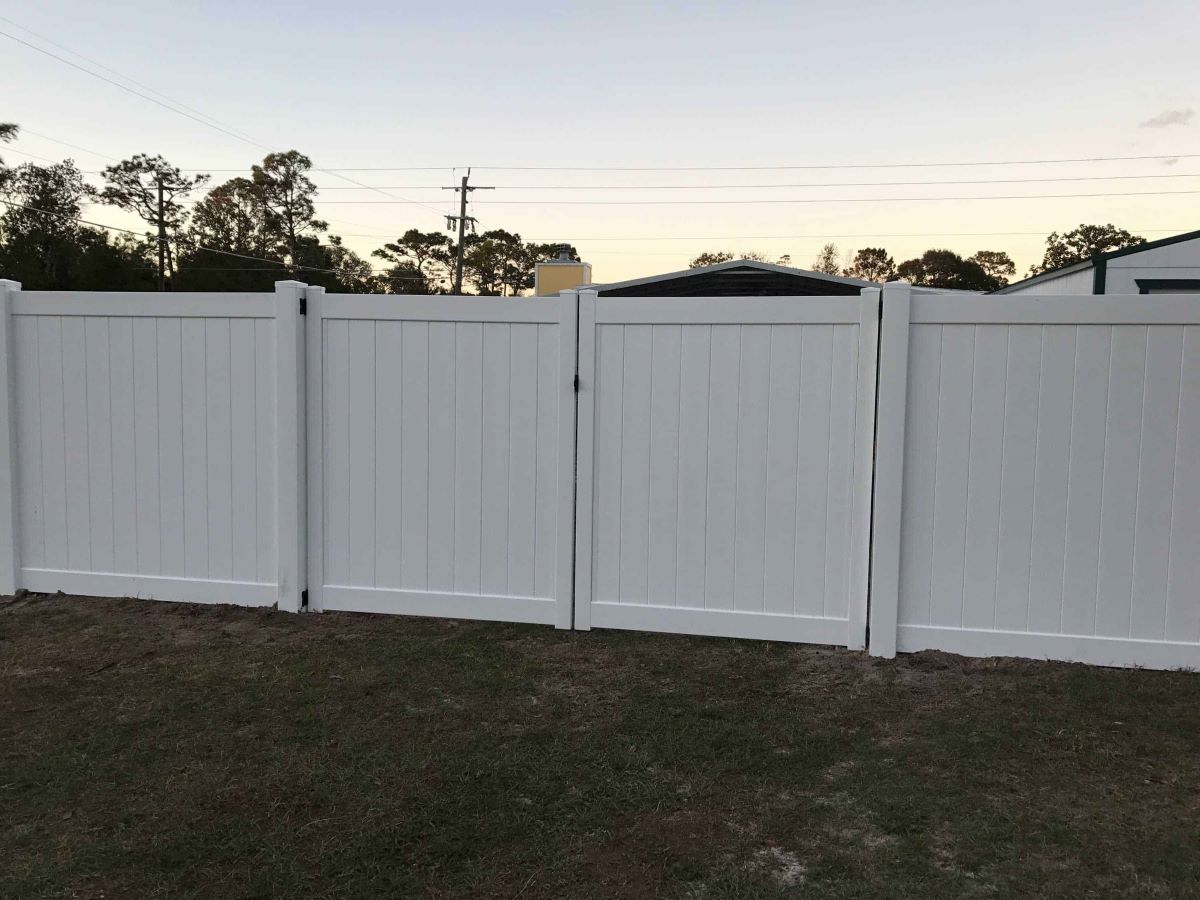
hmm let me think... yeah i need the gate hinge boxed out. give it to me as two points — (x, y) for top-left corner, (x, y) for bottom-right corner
(299, 295), (307, 316)
(300, 589), (309, 610)
(573, 374), (580, 393)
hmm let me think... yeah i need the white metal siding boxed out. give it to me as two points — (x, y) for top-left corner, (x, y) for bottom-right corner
(307, 293), (576, 626)
(886, 293), (1200, 668)
(11, 294), (279, 605)
(1106, 236), (1200, 294)
(1003, 266), (1094, 295)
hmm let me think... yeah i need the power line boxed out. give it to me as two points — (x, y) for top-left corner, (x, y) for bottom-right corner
(306, 172), (1200, 191)
(0, 14), (265, 144)
(1, 146), (63, 165)
(0, 26), (446, 217)
(468, 155), (1200, 171)
(15, 128), (120, 162)
(314, 188), (1200, 205)
(514, 228), (1190, 242)
(163, 153), (1193, 172)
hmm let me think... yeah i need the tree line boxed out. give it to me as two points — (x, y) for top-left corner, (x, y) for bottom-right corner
(691, 223), (1148, 291)
(0, 124), (576, 294)
(2, 124), (1151, 294)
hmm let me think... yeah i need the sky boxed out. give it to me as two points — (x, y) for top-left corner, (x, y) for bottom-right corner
(2, 0), (1199, 284)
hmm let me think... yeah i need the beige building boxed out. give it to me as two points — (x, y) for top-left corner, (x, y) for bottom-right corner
(534, 247), (592, 296)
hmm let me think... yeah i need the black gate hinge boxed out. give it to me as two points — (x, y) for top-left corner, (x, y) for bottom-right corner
(573, 374), (581, 393)
(300, 589), (309, 610)
(299, 295), (307, 315)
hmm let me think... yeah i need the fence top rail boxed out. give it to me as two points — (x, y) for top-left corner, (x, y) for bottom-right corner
(10, 291), (276, 318)
(910, 293), (1200, 325)
(590, 295), (865, 325)
(317, 293), (567, 324)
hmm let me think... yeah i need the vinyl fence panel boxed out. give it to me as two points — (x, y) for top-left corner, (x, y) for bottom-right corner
(574, 291), (878, 647)
(0, 282), (303, 607)
(871, 286), (1200, 669)
(305, 290), (577, 627)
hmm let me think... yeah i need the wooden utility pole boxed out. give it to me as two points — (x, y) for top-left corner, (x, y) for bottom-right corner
(443, 168), (493, 295)
(156, 175), (166, 292)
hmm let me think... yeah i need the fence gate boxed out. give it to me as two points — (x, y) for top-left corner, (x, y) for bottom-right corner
(572, 290), (879, 647)
(305, 290), (578, 626)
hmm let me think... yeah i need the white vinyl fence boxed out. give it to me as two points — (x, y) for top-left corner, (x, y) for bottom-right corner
(870, 284), (1200, 670)
(572, 291), (878, 647)
(0, 279), (306, 610)
(1, 276), (1198, 671)
(304, 290), (578, 627)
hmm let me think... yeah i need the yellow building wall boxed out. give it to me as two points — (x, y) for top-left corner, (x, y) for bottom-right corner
(534, 262), (592, 296)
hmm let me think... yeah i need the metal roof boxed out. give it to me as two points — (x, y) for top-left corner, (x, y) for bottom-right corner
(587, 258), (878, 293)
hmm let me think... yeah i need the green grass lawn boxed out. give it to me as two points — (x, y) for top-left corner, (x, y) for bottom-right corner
(2, 594), (1198, 899)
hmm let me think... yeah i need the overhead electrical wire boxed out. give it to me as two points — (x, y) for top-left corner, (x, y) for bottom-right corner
(0, 26), (446, 217)
(152, 153), (1193, 173)
(303, 172), (1200, 190)
(315, 188), (1200, 205)
(514, 228), (1190, 242)
(466, 155), (1200, 172)
(13, 127), (119, 162)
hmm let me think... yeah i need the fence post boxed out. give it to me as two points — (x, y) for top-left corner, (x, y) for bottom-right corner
(303, 285), (325, 613)
(0, 280), (19, 595)
(847, 287), (881, 650)
(572, 289), (597, 631)
(868, 281), (912, 658)
(556, 289), (579, 630)
(275, 281), (307, 613)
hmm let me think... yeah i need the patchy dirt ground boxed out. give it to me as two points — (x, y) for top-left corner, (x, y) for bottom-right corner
(2, 593), (1199, 899)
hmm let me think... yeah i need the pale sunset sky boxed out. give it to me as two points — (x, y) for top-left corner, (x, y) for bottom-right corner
(3, 0), (1198, 283)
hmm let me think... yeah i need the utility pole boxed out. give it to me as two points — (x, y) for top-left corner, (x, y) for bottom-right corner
(443, 168), (493, 295)
(156, 175), (166, 292)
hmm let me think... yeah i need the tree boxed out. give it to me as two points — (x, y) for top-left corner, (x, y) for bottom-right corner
(250, 150), (327, 272)
(462, 229), (525, 295)
(187, 177), (272, 257)
(100, 154), (208, 288)
(689, 250), (789, 268)
(73, 229), (158, 290)
(296, 234), (377, 294)
(176, 176), (285, 291)
(0, 123), (17, 189)
(1031, 224), (1145, 275)
(843, 247), (896, 282)
(690, 251), (737, 267)
(372, 229), (454, 294)
(0, 160), (92, 288)
(968, 250), (1016, 286)
(811, 243), (841, 275)
(896, 248), (1000, 291)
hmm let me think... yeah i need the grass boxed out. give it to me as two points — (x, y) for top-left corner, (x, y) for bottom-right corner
(2, 594), (1199, 899)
